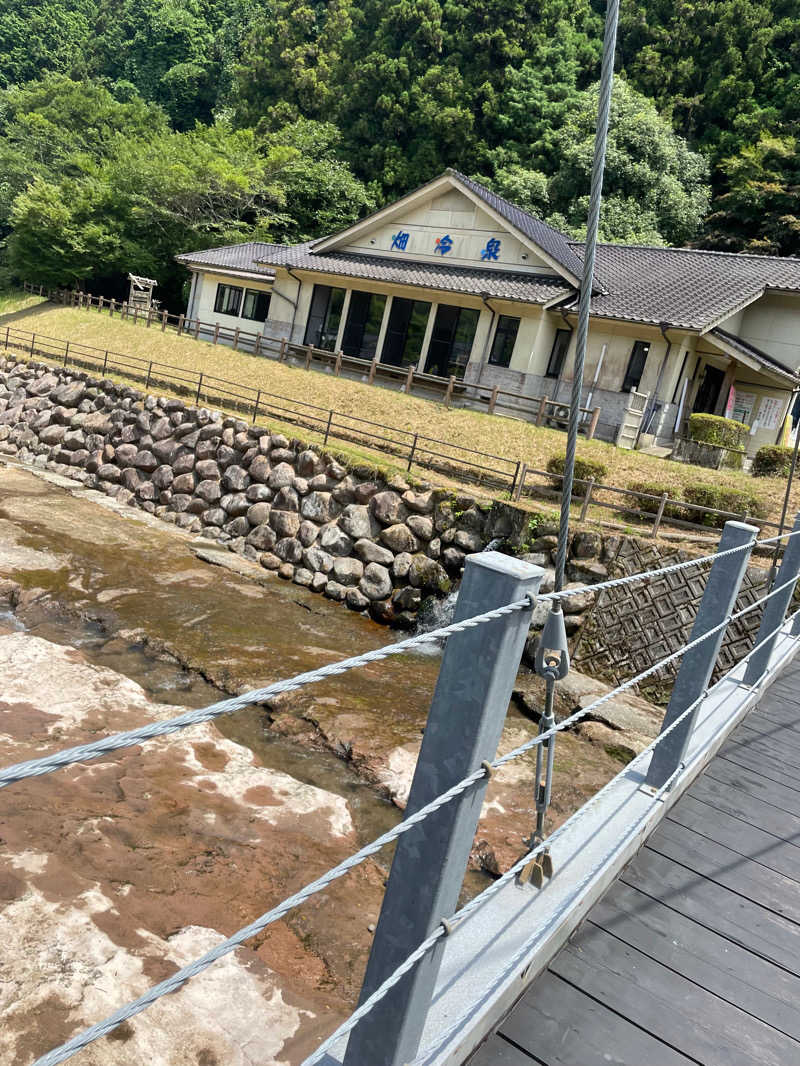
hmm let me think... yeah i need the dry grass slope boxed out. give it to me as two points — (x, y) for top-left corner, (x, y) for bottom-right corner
(3, 299), (795, 527)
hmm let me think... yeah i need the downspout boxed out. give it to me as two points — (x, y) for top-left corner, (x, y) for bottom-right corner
(555, 307), (574, 404)
(285, 268), (302, 339)
(639, 322), (672, 441)
(476, 292), (497, 384)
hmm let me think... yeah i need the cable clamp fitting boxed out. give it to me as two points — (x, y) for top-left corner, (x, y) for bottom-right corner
(481, 760), (494, 779)
(440, 917), (456, 937)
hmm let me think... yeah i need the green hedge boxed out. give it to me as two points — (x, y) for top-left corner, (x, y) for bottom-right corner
(683, 482), (767, 527)
(688, 413), (749, 450)
(546, 454), (608, 495)
(753, 444), (794, 478)
(628, 481), (684, 518)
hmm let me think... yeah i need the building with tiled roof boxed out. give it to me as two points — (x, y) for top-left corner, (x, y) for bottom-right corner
(176, 170), (800, 452)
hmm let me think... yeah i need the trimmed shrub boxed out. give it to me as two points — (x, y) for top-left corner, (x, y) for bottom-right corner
(753, 444), (794, 478)
(546, 454), (608, 495)
(683, 482), (767, 527)
(688, 413), (749, 450)
(628, 481), (684, 519)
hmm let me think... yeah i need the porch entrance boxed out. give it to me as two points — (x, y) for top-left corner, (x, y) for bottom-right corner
(693, 365), (725, 414)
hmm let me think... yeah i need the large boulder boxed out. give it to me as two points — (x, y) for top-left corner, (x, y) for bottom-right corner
(269, 509), (301, 539)
(301, 491), (339, 524)
(249, 455), (271, 483)
(246, 523), (277, 551)
(370, 491), (405, 526)
(268, 462), (295, 489)
(272, 486), (300, 512)
(332, 557), (364, 587)
(408, 554), (450, 592)
(353, 539), (394, 566)
(339, 504), (376, 540)
(380, 524), (419, 554)
(303, 546), (334, 574)
(319, 524), (352, 557)
(360, 563), (392, 600)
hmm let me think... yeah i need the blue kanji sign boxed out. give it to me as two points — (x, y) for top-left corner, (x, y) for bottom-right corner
(481, 237), (501, 261)
(434, 234), (454, 255)
(391, 231), (410, 251)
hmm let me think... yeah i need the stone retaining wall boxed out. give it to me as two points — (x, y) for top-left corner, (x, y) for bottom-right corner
(0, 358), (604, 640)
(2, 356), (767, 688)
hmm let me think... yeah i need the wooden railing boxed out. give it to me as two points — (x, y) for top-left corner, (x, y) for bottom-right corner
(22, 283), (601, 437)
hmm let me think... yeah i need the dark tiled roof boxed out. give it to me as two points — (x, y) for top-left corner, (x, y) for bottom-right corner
(565, 243), (800, 330)
(710, 327), (800, 383)
(252, 242), (572, 304)
(176, 242), (275, 277)
(447, 169), (588, 283)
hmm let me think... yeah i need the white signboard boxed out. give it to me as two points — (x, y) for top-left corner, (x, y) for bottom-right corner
(757, 395), (783, 431)
(731, 391), (756, 425)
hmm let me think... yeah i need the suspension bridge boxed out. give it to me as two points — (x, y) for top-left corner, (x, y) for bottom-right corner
(4, 513), (800, 1066)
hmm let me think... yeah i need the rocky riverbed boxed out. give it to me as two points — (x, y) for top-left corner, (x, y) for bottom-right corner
(0, 460), (657, 1063)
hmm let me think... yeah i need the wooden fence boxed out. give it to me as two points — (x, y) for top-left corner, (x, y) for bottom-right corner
(511, 462), (780, 535)
(22, 282), (602, 436)
(13, 284), (780, 539)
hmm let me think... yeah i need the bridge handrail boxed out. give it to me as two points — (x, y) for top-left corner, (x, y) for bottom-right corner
(14, 523), (800, 1066)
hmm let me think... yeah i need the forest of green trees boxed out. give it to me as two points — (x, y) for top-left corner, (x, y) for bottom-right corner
(2, 0), (798, 308)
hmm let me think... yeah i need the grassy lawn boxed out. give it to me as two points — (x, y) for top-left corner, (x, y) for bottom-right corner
(0, 290), (49, 316)
(2, 297), (795, 530)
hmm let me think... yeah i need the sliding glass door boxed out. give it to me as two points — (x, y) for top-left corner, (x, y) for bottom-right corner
(341, 290), (387, 359)
(424, 304), (480, 378)
(381, 298), (432, 367)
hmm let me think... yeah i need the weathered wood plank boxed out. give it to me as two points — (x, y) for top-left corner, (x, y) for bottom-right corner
(666, 796), (800, 881)
(648, 818), (800, 921)
(590, 879), (800, 1040)
(721, 732), (800, 776)
(468, 1035), (538, 1065)
(621, 848), (800, 975)
(498, 971), (694, 1066)
(551, 924), (800, 1066)
(687, 773), (800, 840)
(716, 745), (800, 795)
(701, 757), (800, 817)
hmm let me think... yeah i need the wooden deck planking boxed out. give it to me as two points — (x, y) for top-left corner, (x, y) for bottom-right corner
(468, 656), (800, 1065)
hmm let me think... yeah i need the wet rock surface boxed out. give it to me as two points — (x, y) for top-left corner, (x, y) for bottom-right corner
(0, 458), (661, 1059)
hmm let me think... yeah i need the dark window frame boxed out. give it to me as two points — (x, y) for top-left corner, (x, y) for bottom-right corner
(488, 315), (520, 368)
(241, 288), (271, 322)
(214, 283), (243, 317)
(546, 328), (571, 379)
(622, 340), (651, 393)
(303, 284), (346, 350)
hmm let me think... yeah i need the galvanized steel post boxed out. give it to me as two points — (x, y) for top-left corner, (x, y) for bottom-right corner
(645, 520), (757, 789)
(343, 553), (542, 1066)
(744, 512), (800, 685)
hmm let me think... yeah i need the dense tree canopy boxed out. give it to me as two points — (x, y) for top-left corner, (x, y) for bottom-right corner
(0, 0), (798, 302)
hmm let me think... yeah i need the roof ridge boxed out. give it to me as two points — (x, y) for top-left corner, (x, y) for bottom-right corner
(569, 240), (800, 265)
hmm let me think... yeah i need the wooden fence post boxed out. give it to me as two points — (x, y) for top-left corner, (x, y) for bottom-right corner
(335, 350), (343, 376)
(651, 493), (668, 537)
(233, 327), (240, 350)
(536, 395), (548, 426)
(121, 301), (128, 319)
(146, 308), (153, 328)
(579, 477), (595, 522)
(98, 296), (104, 312)
(444, 375), (455, 408)
(488, 385), (499, 415)
(213, 323), (220, 345)
(161, 311), (168, 331)
(587, 406), (601, 440)
(133, 306), (139, 326)
(255, 333), (262, 356)
(193, 318), (200, 339)
(279, 337), (287, 362)
(109, 299), (115, 318)
(404, 365), (414, 394)
(368, 356), (378, 384)
(407, 433), (419, 472)
(513, 462), (528, 502)
(177, 314), (184, 336)
(305, 345), (313, 369)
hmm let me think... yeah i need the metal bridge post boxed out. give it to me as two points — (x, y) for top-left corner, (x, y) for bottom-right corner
(343, 553), (542, 1066)
(744, 512), (800, 685)
(645, 520), (757, 790)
